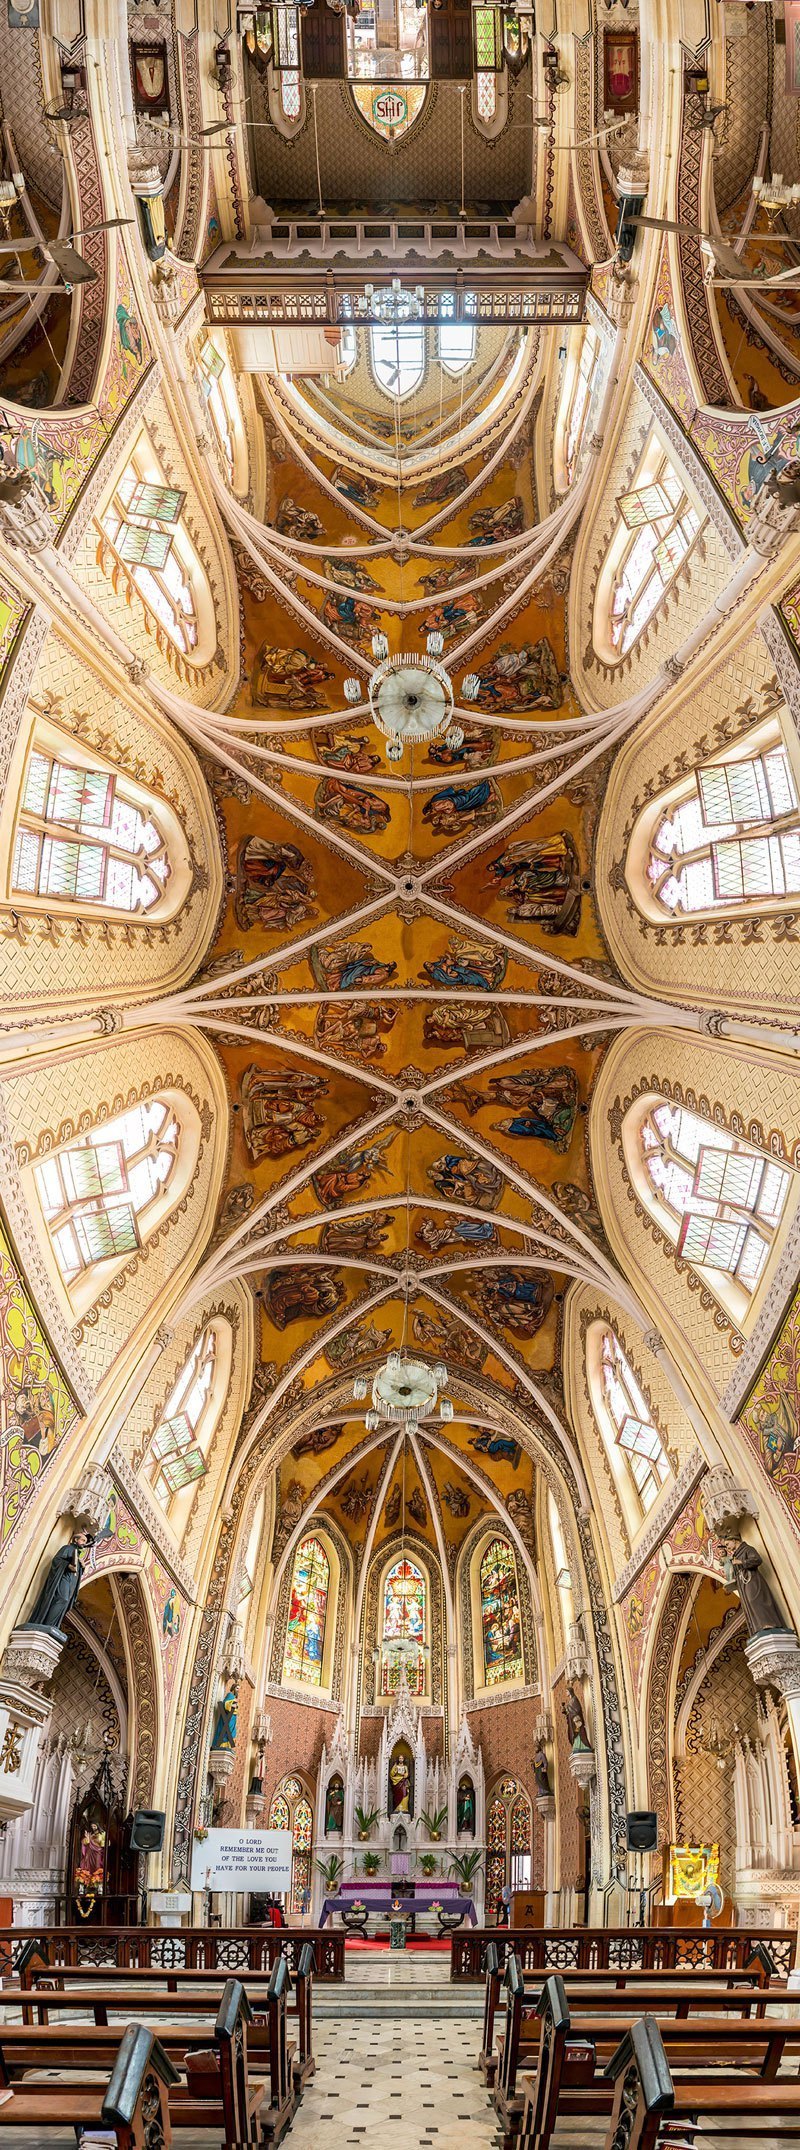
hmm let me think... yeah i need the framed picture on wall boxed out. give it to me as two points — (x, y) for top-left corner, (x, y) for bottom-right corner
(603, 29), (639, 114)
(132, 41), (169, 115)
(7, 0), (40, 24)
(786, 0), (800, 93)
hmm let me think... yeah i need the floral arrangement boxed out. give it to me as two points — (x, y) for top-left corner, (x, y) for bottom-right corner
(193, 1825), (209, 1843)
(430, 1900), (442, 1912)
(352, 1899), (365, 1912)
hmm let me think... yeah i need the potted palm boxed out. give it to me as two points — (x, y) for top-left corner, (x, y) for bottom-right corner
(449, 1850), (483, 1897)
(419, 1852), (438, 1877)
(316, 1853), (344, 1892)
(362, 1850), (381, 1877)
(354, 1804), (381, 1842)
(419, 1805), (448, 1843)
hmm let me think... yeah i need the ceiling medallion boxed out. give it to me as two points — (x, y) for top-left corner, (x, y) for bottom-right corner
(345, 631), (481, 762)
(353, 1351), (453, 1431)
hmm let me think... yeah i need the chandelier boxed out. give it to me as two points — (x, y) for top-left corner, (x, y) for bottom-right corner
(751, 173), (800, 219)
(364, 277), (424, 324)
(354, 1351), (453, 1432)
(345, 631), (482, 763)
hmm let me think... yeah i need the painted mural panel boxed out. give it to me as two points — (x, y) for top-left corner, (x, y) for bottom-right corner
(0, 1216), (78, 1549)
(738, 1279), (800, 1543)
(88, 1488), (187, 1708)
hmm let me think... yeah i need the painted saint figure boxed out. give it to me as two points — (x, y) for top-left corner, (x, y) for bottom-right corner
(211, 1685), (238, 1751)
(235, 839), (317, 933)
(486, 833), (581, 935)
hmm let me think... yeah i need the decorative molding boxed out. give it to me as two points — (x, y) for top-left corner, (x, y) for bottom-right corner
(634, 363), (743, 561)
(759, 606), (800, 746)
(701, 1466), (759, 1537)
(745, 1627), (800, 1702)
(465, 1681), (541, 1714)
(612, 1449), (707, 1600)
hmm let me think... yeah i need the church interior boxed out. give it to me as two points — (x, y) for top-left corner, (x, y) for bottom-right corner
(4, 0), (800, 2143)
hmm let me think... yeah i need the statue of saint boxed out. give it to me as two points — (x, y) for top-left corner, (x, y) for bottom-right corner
(389, 1752), (412, 1815)
(211, 1686), (238, 1751)
(564, 1682), (592, 1753)
(75, 1820), (106, 1898)
(533, 1745), (552, 1798)
(325, 1777), (345, 1834)
(722, 1538), (787, 1638)
(23, 1534), (92, 1636)
(457, 1776), (475, 1835)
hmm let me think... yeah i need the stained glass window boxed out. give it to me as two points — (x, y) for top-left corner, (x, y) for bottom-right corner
(283, 1536), (330, 1688)
(610, 450), (702, 656)
(34, 1097), (180, 1286)
(510, 1792), (532, 1889)
(645, 740), (800, 916)
(637, 1097), (792, 1302)
(268, 1780), (314, 1913)
(149, 1325), (222, 1510)
(381, 1558), (426, 1696)
(480, 1539), (523, 1688)
(371, 324), (425, 400)
(486, 1795), (507, 1914)
(564, 328), (600, 485)
(597, 1329), (670, 1514)
(269, 1792), (290, 1831)
(13, 745), (172, 915)
(439, 323), (476, 375)
(197, 338), (236, 482)
(101, 441), (199, 656)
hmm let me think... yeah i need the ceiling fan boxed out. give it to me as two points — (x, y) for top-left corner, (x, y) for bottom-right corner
(0, 216), (133, 289)
(556, 117), (633, 152)
(627, 212), (800, 285)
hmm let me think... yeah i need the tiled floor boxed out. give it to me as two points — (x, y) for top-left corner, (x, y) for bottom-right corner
(288, 2010), (498, 2149)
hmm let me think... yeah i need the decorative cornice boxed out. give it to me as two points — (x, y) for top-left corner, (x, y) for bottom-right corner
(465, 1680), (541, 1713)
(634, 363), (743, 562)
(612, 1447), (707, 1601)
(109, 1450), (195, 1597)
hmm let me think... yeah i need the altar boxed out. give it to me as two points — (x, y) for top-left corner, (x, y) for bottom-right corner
(320, 1885), (477, 1928)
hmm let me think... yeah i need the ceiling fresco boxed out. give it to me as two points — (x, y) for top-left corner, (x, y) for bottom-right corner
(200, 333), (619, 1528)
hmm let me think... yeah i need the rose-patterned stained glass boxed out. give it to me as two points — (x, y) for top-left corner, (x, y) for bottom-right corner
(381, 1558), (426, 1696)
(480, 1540), (523, 1687)
(268, 1792), (290, 1831)
(0, 1217), (78, 1547)
(486, 1795), (506, 1914)
(291, 1795), (313, 1914)
(283, 1536), (329, 1688)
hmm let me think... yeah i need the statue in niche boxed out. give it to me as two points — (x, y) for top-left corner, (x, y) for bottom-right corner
(389, 1741), (414, 1817)
(74, 1819), (107, 1899)
(211, 1686), (238, 1751)
(23, 1534), (92, 1636)
(563, 1681), (592, 1753)
(457, 1776), (475, 1836)
(325, 1775), (345, 1835)
(721, 1537), (787, 1637)
(533, 1745), (552, 1799)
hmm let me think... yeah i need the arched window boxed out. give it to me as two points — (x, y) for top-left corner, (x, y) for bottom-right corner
(636, 1095), (793, 1304)
(563, 326), (600, 486)
(196, 337), (240, 486)
(100, 437), (199, 656)
(480, 1538), (523, 1688)
(370, 324), (425, 400)
(12, 742), (171, 916)
(597, 1328), (670, 1513)
(381, 1557), (426, 1696)
(283, 1535), (330, 1689)
(268, 1776), (313, 1913)
(476, 71), (497, 122)
(486, 1776), (532, 1911)
(148, 1322), (231, 1512)
(33, 1096), (180, 1285)
(608, 445), (702, 657)
(438, 323), (476, 377)
(644, 736), (800, 916)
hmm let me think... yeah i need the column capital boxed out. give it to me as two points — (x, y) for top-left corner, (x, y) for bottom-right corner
(745, 1628), (800, 1701)
(702, 1466), (759, 1536)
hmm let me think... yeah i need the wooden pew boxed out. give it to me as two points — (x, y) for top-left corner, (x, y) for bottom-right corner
(0, 1976), (279, 2146)
(604, 2012), (800, 2150)
(516, 1974), (800, 2150)
(0, 2019), (178, 2144)
(15, 1937), (317, 2095)
(479, 1943), (778, 2090)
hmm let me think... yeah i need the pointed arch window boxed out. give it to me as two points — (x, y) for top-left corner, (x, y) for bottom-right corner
(100, 439), (199, 656)
(34, 1097), (180, 1285)
(645, 738), (800, 915)
(480, 1538), (523, 1688)
(598, 1328), (670, 1513)
(283, 1535), (330, 1689)
(197, 338), (237, 485)
(608, 446), (702, 657)
(638, 1097), (793, 1300)
(148, 1322), (231, 1510)
(371, 324), (425, 400)
(439, 323), (476, 377)
(486, 1776), (532, 1910)
(564, 326), (600, 485)
(381, 1557), (426, 1696)
(12, 744), (171, 915)
(268, 1776), (313, 1913)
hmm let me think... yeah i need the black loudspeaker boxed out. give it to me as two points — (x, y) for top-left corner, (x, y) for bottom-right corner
(129, 1809), (166, 1854)
(626, 1810), (658, 1852)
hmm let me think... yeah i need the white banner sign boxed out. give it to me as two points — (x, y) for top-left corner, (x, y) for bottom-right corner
(190, 1828), (293, 1891)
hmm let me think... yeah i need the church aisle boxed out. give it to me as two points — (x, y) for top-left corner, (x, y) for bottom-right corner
(287, 2009), (498, 2148)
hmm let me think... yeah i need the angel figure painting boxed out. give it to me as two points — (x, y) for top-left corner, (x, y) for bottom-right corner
(312, 939), (397, 993)
(427, 1152), (503, 1209)
(474, 639), (563, 711)
(487, 1067), (579, 1152)
(240, 1069), (328, 1162)
(315, 779), (391, 836)
(264, 1267), (347, 1330)
(312, 1132), (394, 1209)
(315, 729), (382, 775)
(315, 1000), (397, 1061)
(423, 1004), (510, 1054)
(486, 833), (581, 934)
(251, 643), (333, 709)
(469, 1269), (554, 1339)
(422, 935), (506, 992)
(422, 780), (501, 839)
(235, 839), (317, 933)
